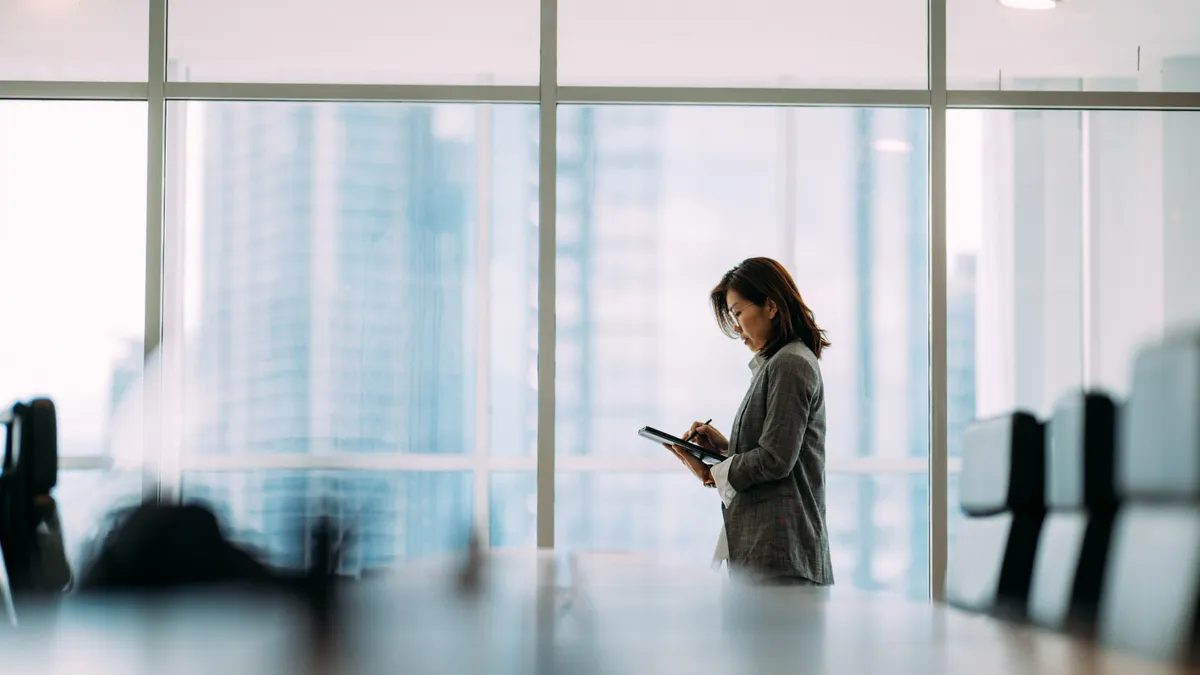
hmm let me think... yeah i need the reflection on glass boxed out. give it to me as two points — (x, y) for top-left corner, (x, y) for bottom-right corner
(949, 0), (1200, 92)
(182, 471), (472, 573)
(555, 106), (930, 597)
(0, 102), (146, 457)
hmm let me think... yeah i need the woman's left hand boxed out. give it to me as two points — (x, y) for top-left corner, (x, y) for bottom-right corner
(663, 443), (712, 485)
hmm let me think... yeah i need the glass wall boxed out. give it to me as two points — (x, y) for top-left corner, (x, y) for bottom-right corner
(946, 108), (1200, 539)
(948, 0), (1200, 92)
(553, 106), (930, 596)
(164, 102), (539, 570)
(0, 101), (148, 565)
(3, 0), (1197, 599)
(558, 0), (927, 88)
(167, 0), (539, 85)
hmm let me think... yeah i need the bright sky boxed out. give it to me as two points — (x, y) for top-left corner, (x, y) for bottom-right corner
(0, 101), (984, 453)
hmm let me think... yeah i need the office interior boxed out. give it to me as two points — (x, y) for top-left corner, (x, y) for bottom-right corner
(2, 0), (1200, 672)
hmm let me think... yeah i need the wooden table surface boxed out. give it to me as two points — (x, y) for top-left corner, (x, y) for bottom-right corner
(0, 552), (1193, 675)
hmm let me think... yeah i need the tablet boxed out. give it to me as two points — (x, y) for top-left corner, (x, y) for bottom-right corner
(638, 426), (726, 465)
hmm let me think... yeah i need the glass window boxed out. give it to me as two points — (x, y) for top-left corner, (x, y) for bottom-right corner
(556, 472), (721, 561)
(490, 472), (536, 549)
(181, 471), (472, 572)
(0, 102), (147, 459)
(828, 474), (929, 598)
(0, 0), (147, 81)
(947, 109), (1200, 414)
(949, 0), (1200, 92)
(559, 0), (927, 89)
(555, 105), (930, 598)
(167, 0), (538, 85)
(55, 470), (144, 569)
(165, 102), (538, 460)
(946, 109), (1083, 424)
(946, 108), (1200, 542)
(164, 101), (536, 564)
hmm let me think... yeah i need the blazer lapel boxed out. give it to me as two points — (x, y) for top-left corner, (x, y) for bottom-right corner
(730, 355), (767, 454)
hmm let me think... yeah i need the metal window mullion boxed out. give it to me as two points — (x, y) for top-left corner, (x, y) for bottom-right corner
(143, 0), (169, 501)
(3, 83), (1200, 110)
(164, 453), (964, 474)
(778, 109), (797, 269)
(163, 82), (539, 103)
(535, 0), (557, 550)
(928, 0), (949, 603)
(473, 103), (494, 548)
(948, 90), (1200, 110)
(1080, 111), (1093, 388)
(558, 86), (930, 107)
(0, 81), (148, 100)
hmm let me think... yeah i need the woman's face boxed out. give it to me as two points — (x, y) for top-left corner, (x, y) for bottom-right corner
(726, 289), (776, 353)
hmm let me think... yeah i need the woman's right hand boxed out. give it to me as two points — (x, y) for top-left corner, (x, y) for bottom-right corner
(684, 421), (729, 455)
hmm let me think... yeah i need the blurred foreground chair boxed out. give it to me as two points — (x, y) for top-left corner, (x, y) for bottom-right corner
(1027, 390), (1119, 634)
(0, 398), (72, 621)
(947, 411), (1045, 618)
(1099, 330), (1200, 663)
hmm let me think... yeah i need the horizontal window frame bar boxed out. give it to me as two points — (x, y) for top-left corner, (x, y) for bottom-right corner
(4, 82), (1200, 110)
(556, 87), (932, 107)
(56, 453), (959, 474)
(948, 90), (1200, 110)
(0, 81), (148, 100)
(59, 455), (117, 470)
(163, 82), (542, 103)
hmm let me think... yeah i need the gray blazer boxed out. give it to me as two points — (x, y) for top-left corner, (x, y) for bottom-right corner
(721, 339), (833, 584)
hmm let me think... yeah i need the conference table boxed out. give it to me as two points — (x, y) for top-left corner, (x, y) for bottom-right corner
(1, 551), (1193, 675)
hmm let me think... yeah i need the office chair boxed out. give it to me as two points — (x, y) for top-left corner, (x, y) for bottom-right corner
(0, 398), (72, 616)
(1027, 390), (1118, 634)
(946, 411), (1046, 617)
(1099, 331), (1200, 663)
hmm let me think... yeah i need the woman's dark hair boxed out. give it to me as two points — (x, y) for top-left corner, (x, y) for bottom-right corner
(710, 257), (831, 359)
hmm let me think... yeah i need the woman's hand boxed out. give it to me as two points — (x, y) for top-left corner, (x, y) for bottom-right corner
(663, 443), (713, 485)
(683, 421), (729, 455)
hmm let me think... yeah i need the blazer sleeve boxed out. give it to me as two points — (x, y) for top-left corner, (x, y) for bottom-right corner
(725, 352), (814, 491)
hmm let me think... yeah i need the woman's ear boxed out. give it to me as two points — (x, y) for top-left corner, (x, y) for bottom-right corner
(765, 298), (778, 320)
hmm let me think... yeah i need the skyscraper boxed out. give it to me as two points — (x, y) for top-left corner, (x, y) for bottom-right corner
(186, 103), (488, 571)
(183, 102), (936, 595)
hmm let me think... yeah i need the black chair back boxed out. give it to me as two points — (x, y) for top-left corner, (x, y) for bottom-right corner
(947, 412), (1046, 616)
(1028, 391), (1118, 633)
(0, 398), (70, 614)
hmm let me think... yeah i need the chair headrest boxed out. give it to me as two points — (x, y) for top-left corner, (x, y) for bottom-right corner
(4, 399), (58, 494)
(1047, 391), (1118, 509)
(960, 412), (1045, 516)
(1119, 332), (1200, 500)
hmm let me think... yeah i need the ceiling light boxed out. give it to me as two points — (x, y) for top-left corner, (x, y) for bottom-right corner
(873, 139), (913, 154)
(999, 0), (1059, 9)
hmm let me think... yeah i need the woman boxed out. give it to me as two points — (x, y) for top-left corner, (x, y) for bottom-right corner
(666, 257), (832, 586)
